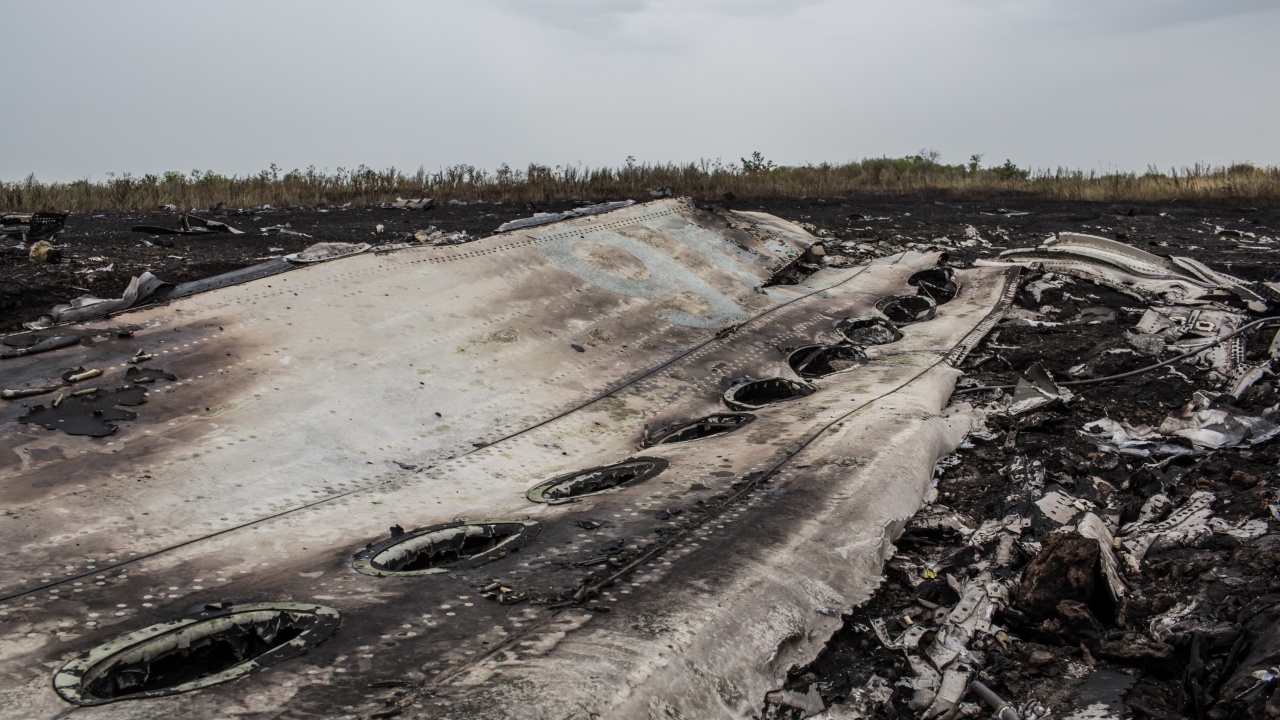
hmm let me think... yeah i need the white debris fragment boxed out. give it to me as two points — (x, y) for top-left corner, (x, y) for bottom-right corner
(991, 233), (1267, 309)
(1036, 491), (1095, 524)
(1077, 512), (1128, 603)
(1009, 362), (1073, 415)
(1157, 392), (1280, 449)
(283, 242), (372, 264)
(497, 200), (636, 232)
(1118, 491), (1216, 572)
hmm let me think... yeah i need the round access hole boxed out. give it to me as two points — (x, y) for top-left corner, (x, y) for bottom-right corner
(836, 316), (903, 346)
(907, 268), (959, 304)
(723, 377), (816, 411)
(54, 603), (340, 706)
(875, 294), (937, 324)
(788, 344), (868, 379)
(526, 457), (669, 503)
(352, 520), (541, 576)
(645, 413), (756, 447)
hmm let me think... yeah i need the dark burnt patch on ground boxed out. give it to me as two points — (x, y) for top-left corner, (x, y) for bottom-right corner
(1, 201), (586, 331)
(5, 197), (1278, 332)
(756, 198), (1280, 718)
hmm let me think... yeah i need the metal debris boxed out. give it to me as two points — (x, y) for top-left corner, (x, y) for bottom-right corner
(283, 242), (372, 264)
(132, 213), (243, 235)
(1, 211), (67, 242)
(496, 200), (636, 232)
(0, 334), (79, 359)
(1009, 362), (1073, 415)
(989, 232), (1267, 309)
(25, 272), (171, 329)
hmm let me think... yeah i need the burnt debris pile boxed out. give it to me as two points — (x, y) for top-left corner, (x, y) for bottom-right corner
(765, 221), (1280, 719)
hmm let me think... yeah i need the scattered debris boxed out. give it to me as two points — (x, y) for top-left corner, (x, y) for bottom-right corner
(261, 224), (312, 237)
(2, 211), (67, 242)
(988, 232), (1267, 310)
(386, 197), (434, 211)
(767, 223), (1280, 719)
(410, 227), (471, 245)
(132, 214), (243, 235)
(1156, 391), (1279, 449)
(18, 385), (149, 436)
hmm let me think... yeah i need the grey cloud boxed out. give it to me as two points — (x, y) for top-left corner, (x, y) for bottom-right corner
(491, 0), (648, 32)
(1030, 0), (1278, 34)
(0, 0), (1276, 180)
(492, 0), (829, 34)
(652, 0), (831, 18)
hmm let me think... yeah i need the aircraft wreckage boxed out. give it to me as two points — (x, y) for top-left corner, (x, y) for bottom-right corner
(0, 198), (1024, 719)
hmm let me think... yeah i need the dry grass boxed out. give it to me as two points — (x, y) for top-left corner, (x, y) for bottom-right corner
(3, 157), (1278, 212)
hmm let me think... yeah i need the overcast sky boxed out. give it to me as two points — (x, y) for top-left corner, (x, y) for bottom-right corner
(4, 0), (1277, 181)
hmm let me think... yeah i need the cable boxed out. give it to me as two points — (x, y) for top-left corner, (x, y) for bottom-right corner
(953, 316), (1280, 395)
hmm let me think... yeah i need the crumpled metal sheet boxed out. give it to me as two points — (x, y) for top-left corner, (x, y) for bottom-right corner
(1081, 391), (1280, 453)
(282, 241), (371, 264)
(1009, 362), (1073, 415)
(0, 198), (1017, 719)
(496, 200), (637, 232)
(25, 271), (171, 329)
(985, 232), (1266, 308)
(1076, 513), (1129, 605)
(1158, 391), (1280, 449)
(1119, 491), (1217, 572)
(1134, 305), (1247, 377)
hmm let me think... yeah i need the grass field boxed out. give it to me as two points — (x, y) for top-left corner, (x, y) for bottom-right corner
(3, 154), (1277, 212)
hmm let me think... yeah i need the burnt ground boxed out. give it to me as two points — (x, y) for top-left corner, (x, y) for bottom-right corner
(4, 197), (1280, 718)
(3, 197), (1279, 332)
